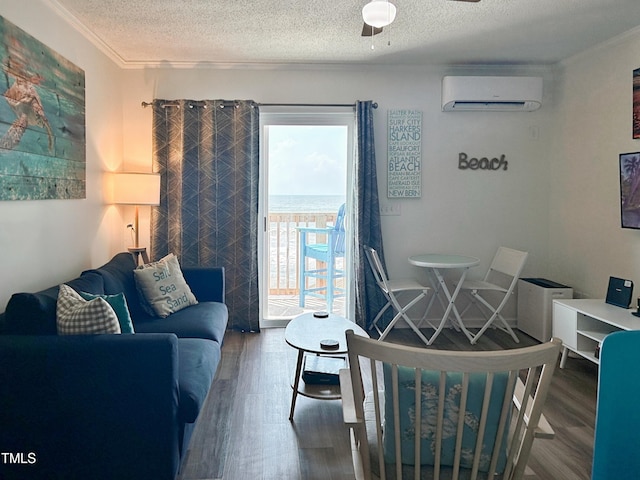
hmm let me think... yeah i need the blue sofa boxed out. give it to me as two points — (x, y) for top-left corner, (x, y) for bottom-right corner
(0, 252), (228, 480)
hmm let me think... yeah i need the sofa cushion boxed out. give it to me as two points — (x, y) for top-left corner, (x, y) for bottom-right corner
(4, 271), (105, 335)
(86, 252), (148, 321)
(56, 285), (121, 335)
(177, 338), (220, 423)
(134, 302), (228, 343)
(134, 254), (198, 318)
(79, 291), (135, 334)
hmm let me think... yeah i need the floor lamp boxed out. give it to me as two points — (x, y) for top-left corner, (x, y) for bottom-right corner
(110, 172), (161, 265)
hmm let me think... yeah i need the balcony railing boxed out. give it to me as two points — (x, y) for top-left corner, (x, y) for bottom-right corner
(268, 211), (338, 295)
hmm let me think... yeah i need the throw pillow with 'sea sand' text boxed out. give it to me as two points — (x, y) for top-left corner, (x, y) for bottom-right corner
(134, 253), (198, 318)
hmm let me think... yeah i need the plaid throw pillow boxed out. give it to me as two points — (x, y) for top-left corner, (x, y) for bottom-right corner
(56, 284), (121, 335)
(79, 291), (135, 334)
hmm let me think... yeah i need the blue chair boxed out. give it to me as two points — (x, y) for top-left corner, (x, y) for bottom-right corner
(592, 330), (640, 480)
(298, 204), (346, 312)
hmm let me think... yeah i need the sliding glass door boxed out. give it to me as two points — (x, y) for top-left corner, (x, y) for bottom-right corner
(259, 107), (355, 327)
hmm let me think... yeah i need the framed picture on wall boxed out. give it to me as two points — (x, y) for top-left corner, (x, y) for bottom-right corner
(620, 151), (640, 229)
(634, 68), (640, 139)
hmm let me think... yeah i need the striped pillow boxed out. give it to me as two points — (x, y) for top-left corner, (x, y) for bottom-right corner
(56, 284), (121, 335)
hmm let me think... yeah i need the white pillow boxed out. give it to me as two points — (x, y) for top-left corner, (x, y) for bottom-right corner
(133, 253), (198, 318)
(56, 284), (121, 335)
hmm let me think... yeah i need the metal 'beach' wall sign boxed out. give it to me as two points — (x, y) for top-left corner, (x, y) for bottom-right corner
(387, 109), (421, 198)
(0, 16), (86, 201)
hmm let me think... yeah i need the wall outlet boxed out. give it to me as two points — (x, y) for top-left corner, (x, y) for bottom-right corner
(380, 203), (401, 216)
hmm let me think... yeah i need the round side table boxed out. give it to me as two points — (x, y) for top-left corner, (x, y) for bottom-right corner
(284, 313), (368, 420)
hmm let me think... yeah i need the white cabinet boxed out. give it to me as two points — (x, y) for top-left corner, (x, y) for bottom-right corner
(552, 299), (640, 368)
(517, 278), (573, 342)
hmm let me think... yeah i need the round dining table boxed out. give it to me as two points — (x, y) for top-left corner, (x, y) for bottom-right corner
(408, 253), (480, 344)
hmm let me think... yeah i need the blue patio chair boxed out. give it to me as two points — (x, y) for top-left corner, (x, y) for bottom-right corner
(298, 204), (346, 312)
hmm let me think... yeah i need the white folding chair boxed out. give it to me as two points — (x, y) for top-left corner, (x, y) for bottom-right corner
(457, 246), (528, 344)
(364, 246), (431, 346)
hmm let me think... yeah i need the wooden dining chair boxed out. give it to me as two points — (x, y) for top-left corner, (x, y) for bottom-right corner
(340, 330), (561, 480)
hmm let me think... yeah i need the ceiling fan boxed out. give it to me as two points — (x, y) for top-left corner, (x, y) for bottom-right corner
(361, 0), (481, 37)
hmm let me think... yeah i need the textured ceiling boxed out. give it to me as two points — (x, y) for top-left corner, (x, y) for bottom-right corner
(49, 0), (640, 67)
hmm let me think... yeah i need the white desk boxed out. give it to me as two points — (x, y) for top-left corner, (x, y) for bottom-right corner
(408, 253), (480, 344)
(553, 298), (640, 368)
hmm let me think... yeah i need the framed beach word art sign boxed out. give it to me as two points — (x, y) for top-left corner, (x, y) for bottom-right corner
(0, 16), (86, 201)
(388, 109), (421, 198)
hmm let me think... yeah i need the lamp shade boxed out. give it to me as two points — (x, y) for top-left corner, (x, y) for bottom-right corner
(109, 172), (160, 206)
(362, 0), (396, 28)
(107, 172), (160, 249)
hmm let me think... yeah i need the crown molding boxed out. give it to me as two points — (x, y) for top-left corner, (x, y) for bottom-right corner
(46, 0), (127, 68)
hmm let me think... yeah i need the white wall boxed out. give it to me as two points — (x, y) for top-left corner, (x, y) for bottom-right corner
(0, 1), (123, 312)
(121, 64), (555, 319)
(549, 27), (640, 300)
(5, 1), (633, 319)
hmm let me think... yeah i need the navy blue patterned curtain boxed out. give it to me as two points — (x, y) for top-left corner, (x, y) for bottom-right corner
(354, 101), (387, 330)
(151, 99), (260, 332)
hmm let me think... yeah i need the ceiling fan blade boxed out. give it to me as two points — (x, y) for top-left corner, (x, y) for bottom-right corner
(361, 23), (383, 37)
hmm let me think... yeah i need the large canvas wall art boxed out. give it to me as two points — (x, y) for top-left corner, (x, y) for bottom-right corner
(0, 16), (85, 201)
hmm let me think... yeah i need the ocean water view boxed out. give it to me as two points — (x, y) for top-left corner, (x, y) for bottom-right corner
(267, 195), (346, 300)
(269, 195), (345, 213)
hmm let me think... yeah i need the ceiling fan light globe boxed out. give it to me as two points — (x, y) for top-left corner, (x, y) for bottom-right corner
(362, 0), (397, 28)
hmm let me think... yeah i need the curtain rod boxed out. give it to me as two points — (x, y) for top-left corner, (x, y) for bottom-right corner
(259, 102), (378, 109)
(141, 101), (377, 109)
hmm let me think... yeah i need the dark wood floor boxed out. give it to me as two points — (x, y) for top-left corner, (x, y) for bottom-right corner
(178, 327), (597, 480)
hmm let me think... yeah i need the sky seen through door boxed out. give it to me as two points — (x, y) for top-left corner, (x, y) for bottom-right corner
(268, 125), (347, 198)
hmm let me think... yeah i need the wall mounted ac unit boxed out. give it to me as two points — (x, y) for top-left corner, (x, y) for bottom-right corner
(442, 76), (543, 112)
